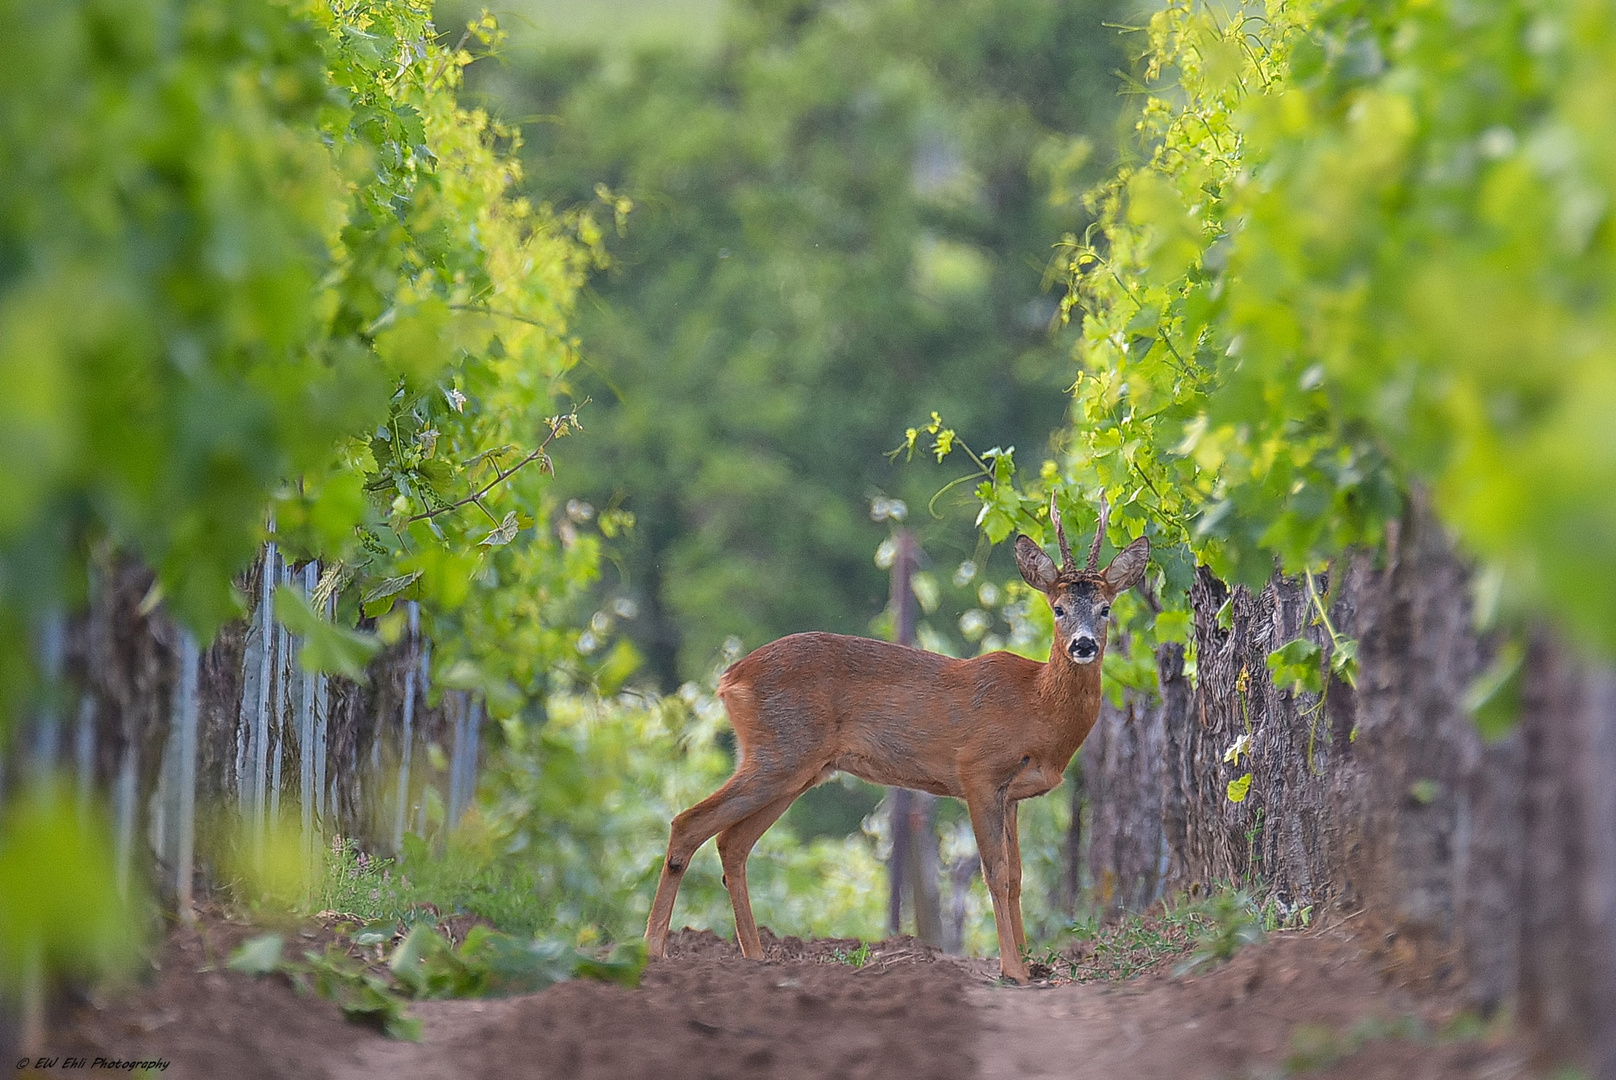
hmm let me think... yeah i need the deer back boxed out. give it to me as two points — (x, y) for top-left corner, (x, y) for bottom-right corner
(717, 630), (1104, 799)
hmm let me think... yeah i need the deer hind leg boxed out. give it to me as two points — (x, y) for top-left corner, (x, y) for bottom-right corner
(645, 768), (804, 959)
(1005, 800), (1026, 957)
(716, 784), (809, 959)
(964, 788), (1030, 984)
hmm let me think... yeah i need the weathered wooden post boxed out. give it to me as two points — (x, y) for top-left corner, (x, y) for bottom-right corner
(298, 562), (318, 866)
(880, 522), (943, 945)
(447, 692), (470, 830)
(175, 632), (199, 921)
(391, 602), (420, 855)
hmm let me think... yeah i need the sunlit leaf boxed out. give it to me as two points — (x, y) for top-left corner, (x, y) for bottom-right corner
(362, 571), (423, 607)
(479, 512), (520, 547)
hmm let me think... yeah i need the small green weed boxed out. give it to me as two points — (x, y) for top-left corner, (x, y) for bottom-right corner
(833, 942), (871, 967)
(306, 834), (559, 939)
(226, 931), (419, 1040)
(1259, 895), (1313, 932)
(1173, 889), (1263, 976)
(389, 924), (646, 998)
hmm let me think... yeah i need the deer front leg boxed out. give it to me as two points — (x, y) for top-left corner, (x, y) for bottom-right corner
(1006, 800), (1026, 957)
(965, 788), (1030, 984)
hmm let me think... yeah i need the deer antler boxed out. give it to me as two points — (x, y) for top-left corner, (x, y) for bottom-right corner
(1050, 490), (1075, 572)
(1086, 489), (1110, 572)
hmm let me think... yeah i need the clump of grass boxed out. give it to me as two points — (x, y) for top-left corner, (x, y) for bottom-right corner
(1029, 902), (1203, 982)
(305, 834), (556, 938)
(1173, 888), (1263, 976)
(307, 835), (408, 922)
(1027, 886), (1283, 983)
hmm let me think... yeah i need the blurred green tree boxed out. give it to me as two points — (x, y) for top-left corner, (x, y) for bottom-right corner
(478, 0), (1130, 684)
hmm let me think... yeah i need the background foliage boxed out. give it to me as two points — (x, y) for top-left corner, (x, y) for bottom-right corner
(0, 0), (622, 990)
(0, 0), (624, 731)
(976, 0), (1616, 674)
(474, 0), (1131, 685)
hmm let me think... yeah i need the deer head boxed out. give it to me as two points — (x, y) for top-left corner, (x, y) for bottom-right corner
(1014, 490), (1150, 665)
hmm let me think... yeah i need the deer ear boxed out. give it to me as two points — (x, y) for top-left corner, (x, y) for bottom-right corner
(1014, 535), (1059, 592)
(1102, 535), (1151, 592)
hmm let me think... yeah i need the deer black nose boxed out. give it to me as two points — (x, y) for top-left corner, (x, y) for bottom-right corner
(1070, 635), (1098, 660)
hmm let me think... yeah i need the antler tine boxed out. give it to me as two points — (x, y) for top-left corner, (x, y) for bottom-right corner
(1050, 490), (1075, 572)
(1086, 489), (1110, 572)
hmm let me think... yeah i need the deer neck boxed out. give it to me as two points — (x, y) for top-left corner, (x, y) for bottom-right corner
(1036, 639), (1105, 746)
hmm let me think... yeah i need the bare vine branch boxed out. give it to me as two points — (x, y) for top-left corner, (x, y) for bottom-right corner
(399, 405), (584, 526)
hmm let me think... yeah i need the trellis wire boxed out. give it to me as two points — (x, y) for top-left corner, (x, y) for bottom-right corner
(250, 535), (276, 862)
(268, 559), (293, 830)
(315, 588), (332, 834)
(299, 562), (319, 867)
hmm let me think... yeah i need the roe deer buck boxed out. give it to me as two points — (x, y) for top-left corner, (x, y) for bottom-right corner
(644, 491), (1149, 983)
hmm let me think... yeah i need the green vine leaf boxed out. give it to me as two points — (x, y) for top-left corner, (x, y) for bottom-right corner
(362, 570), (423, 609)
(1266, 637), (1323, 696)
(275, 586), (382, 681)
(226, 933), (285, 976)
(1463, 639), (1526, 742)
(479, 511), (521, 547)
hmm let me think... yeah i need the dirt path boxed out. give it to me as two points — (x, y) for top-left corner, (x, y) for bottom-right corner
(968, 931), (1529, 1080)
(47, 920), (1530, 1080)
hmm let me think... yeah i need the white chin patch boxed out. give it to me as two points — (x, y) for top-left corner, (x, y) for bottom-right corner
(1069, 650), (1098, 665)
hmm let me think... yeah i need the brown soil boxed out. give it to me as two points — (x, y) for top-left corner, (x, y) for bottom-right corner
(46, 914), (1531, 1080)
(971, 925), (1531, 1080)
(46, 920), (974, 1080)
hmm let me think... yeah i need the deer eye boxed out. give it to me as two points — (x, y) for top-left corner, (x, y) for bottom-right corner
(1052, 605), (1065, 618)
(1100, 605), (1111, 618)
